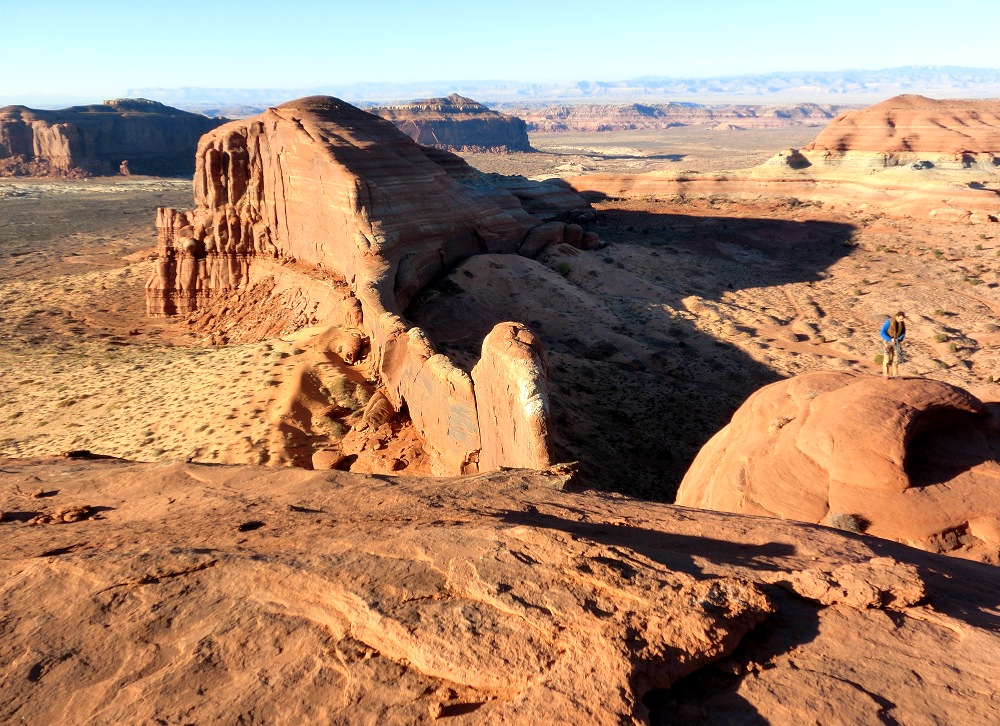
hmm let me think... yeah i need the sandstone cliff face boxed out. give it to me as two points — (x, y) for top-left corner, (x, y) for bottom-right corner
(676, 371), (1000, 562)
(803, 94), (1000, 168)
(2, 458), (998, 724)
(0, 99), (223, 176)
(373, 94), (532, 152)
(146, 96), (595, 475)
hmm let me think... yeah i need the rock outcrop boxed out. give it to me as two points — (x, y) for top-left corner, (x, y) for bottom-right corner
(0, 99), (223, 176)
(803, 94), (1000, 169)
(2, 457), (998, 724)
(373, 94), (531, 152)
(676, 371), (1000, 562)
(146, 96), (596, 475)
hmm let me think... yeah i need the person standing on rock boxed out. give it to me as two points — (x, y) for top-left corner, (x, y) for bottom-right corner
(880, 311), (906, 378)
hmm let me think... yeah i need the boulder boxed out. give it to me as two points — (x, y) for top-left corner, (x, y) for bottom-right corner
(677, 371), (1000, 561)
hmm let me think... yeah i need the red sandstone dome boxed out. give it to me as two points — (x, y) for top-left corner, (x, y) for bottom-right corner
(676, 371), (1000, 562)
(804, 94), (1000, 156)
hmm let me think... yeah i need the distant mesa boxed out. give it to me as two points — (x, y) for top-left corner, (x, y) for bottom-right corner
(147, 96), (596, 475)
(372, 93), (532, 153)
(0, 98), (223, 177)
(509, 102), (848, 133)
(803, 94), (1000, 169)
(677, 372), (1000, 563)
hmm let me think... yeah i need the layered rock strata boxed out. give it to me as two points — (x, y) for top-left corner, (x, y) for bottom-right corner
(0, 98), (223, 176)
(146, 96), (593, 475)
(373, 94), (531, 152)
(676, 371), (1000, 562)
(804, 94), (1000, 169)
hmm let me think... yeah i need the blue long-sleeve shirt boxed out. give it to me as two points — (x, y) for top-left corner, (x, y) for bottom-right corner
(880, 318), (905, 343)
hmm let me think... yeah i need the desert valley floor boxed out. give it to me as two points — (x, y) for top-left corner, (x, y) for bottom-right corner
(3, 125), (999, 499)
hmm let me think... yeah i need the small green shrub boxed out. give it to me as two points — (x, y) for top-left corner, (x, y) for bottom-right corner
(935, 333), (949, 343)
(874, 354), (884, 365)
(828, 512), (865, 533)
(949, 342), (959, 353)
(556, 261), (571, 276)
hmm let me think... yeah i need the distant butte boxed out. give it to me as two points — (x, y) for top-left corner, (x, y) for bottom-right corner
(0, 99), (223, 177)
(373, 94), (532, 152)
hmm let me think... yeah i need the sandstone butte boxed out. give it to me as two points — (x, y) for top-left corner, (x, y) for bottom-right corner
(372, 93), (532, 153)
(676, 371), (1000, 564)
(145, 96), (598, 476)
(0, 98), (224, 177)
(1, 457), (998, 724)
(562, 94), (1000, 223)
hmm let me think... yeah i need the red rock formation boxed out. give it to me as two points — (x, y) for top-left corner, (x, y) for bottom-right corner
(0, 99), (223, 176)
(373, 94), (531, 152)
(472, 323), (553, 470)
(804, 94), (1000, 166)
(2, 457), (998, 724)
(146, 96), (597, 475)
(676, 372), (1000, 562)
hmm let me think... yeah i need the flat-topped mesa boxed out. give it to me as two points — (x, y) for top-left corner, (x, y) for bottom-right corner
(803, 94), (1000, 169)
(147, 96), (595, 475)
(0, 98), (223, 176)
(373, 93), (532, 153)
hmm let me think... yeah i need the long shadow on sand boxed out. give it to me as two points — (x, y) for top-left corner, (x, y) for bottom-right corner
(407, 202), (856, 502)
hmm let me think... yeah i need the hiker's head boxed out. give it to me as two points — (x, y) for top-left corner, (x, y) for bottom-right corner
(895, 311), (906, 322)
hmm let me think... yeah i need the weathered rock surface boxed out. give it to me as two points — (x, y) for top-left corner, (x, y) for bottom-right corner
(1, 457), (998, 724)
(373, 94), (531, 152)
(803, 94), (1000, 170)
(0, 99), (223, 176)
(472, 323), (553, 471)
(145, 96), (595, 475)
(677, 371), (1000, 562)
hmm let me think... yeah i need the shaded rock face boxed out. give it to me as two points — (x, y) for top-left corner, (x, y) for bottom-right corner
(677, 371), (1000, 562)
(804, 94), (1000, 168)
(373, 94), (532, 152)
(0, 99), (223, 176)
(2, 458), (999, 724)
(146, 96), (595, 475)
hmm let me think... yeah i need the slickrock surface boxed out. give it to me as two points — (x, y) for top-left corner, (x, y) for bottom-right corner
(146, 96), (595, 476)
(677, 371), (1000, 562)
(1, 458), (998, 724)
(374, 94), (531, 152)
(0, 99), (223, 176)
(804, 94), (1000, 165)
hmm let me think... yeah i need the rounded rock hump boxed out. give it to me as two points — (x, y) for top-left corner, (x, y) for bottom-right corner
(804, 94), (1000, 157)
(677, 371), (1000, 561)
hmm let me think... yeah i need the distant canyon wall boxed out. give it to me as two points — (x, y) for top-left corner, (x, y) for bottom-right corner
(146, 96), (592, 475)
(0, 99), (223, 176)
(373, 94), (531, 152)
(505, 102), (853, 133)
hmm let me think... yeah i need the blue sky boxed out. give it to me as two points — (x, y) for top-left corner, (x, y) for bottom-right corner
(2, 0), (999, 103)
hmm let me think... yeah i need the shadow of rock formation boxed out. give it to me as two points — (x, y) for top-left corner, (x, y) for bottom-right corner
(407, 205), (856, 500)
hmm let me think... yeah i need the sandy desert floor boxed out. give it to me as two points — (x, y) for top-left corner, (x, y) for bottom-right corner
(2, 129), (999, 500)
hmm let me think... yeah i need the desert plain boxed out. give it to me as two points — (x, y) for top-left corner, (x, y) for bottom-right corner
(2, 97), (1000, 724)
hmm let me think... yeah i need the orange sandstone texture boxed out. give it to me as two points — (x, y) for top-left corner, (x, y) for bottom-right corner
(145, 96), (597, 475)
(1, 458), (997, 724)
(677, 371), (1000, 562)
(805, 94), (1000, 158)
